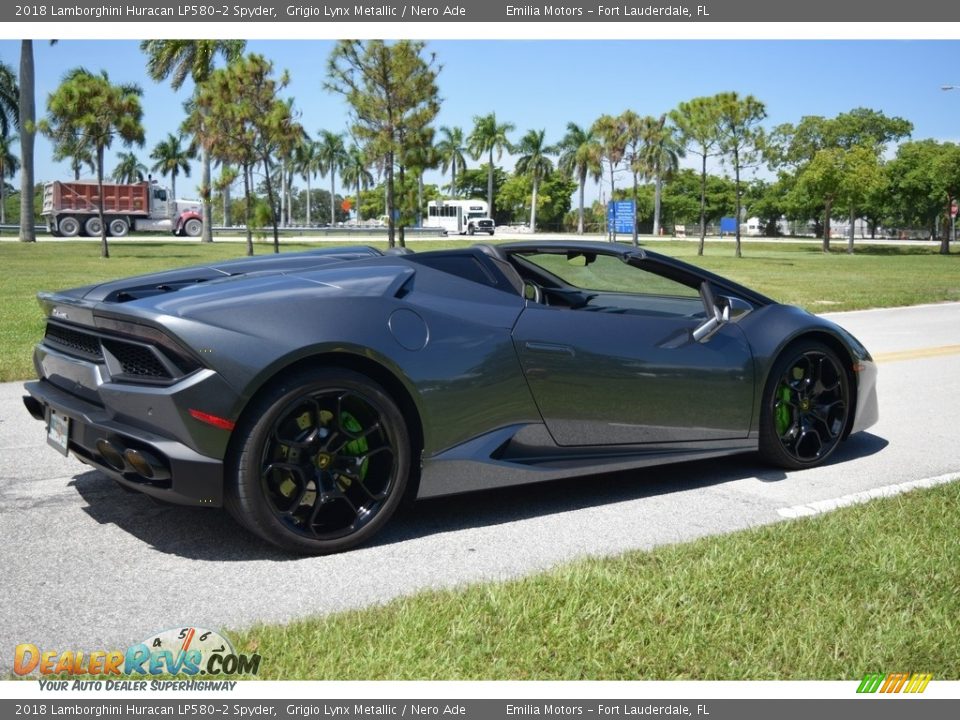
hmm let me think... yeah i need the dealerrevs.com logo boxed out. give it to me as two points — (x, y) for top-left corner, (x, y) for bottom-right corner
(857, 672), (933, 694)
(14, 627), (261, 680)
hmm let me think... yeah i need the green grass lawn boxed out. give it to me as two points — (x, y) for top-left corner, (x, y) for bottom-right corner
(227, 481), (959, 680)
(1, 238), (957, 382)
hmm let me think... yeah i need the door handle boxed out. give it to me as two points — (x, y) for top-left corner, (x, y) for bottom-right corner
(524, 342), (575, 356)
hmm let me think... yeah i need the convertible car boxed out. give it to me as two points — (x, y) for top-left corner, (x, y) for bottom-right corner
(23, 241), (878, 554)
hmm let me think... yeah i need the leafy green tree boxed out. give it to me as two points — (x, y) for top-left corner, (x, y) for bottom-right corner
(557, 122), (601, 235)
(661, 168), (736, 230)
(213, 162), (239, 226)
(670, 96), (723, 254)
(51, 130), (95, 180)
(743, 178), (788, 236)
(150, 133), (194, 200)
(498, 170), (576, 229)
(0, 130), (19, 224)
(340, 144), (373, 222)
(41, 68), (144, 258)
(399, 126), (438, 228)
(454, 165), (507, 206)
(592, 113), (628, 240)
(514, 129), (554, 232)
(467, 112), (514, 219)
(436, 125), (467, 197)
(716, 92), (767, 257)
(769, 107), (912, 248)
(111, 151), (147, 184)
(317, 130), (347, 226)
(141, 40), (246, 243)
(882, 140), (960, 253)
(187, 53), (303, 255)
(326, 40), (440, 247)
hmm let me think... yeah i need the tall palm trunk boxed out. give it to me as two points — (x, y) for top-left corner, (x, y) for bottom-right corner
(201, 148), (213, 242)
(330, 171), (336, 226)
(698, 151), (707, 256)
(733, 151), (742, 259)
(653, 174), (663, 237)
(631, 170), (638, 247)
(243, 162), (253, 256)
(96, 145), (109, 259)
(608, 164), (616, 242)
(487, 148), (494, 217)
(529, 176), (539, 232)
(576, 170), (586, 235)
(305, 173), (311, 227)
(19, 40), (36, 242)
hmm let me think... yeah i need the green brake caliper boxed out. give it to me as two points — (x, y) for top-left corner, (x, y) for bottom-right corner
(337, 411), (369, 489)
(775, 385), (792, 436)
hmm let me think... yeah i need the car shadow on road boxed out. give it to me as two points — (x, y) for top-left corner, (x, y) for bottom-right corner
(68, 431), (888, 560)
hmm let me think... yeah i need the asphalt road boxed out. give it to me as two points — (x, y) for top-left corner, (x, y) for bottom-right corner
(1, 302), (959, 669)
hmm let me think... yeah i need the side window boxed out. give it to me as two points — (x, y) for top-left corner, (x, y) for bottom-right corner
(153, 189), (167, 202)
(516, 252), (703, 318)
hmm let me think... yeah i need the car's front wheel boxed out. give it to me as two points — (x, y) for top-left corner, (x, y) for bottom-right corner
(226, 368), (410, 554)
(759, 340), (850, 469)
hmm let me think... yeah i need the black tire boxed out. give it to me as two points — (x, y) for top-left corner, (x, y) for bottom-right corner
(84, 216), (103, 236)
(226, 368), (411, 555)
(58, 216), (80, 237)
(108, 218), (129, 237)
(759, 340), (850, 469)
(183, 218), (203, 237)
(467, 225), (475, 236)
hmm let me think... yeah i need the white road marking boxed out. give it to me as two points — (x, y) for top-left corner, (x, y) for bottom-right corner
(776, 473), (959, 518)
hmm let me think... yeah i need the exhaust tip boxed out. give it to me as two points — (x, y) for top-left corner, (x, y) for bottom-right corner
(123, 448), (170, 481)
(22, 396), (45, 422)
(95, 439), (127, 472)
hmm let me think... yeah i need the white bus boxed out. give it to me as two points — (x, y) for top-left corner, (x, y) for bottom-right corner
(425, 199), (495, 236)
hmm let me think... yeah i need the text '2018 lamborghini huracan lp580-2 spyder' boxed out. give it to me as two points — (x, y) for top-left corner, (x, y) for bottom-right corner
(24, 241), (878, 554)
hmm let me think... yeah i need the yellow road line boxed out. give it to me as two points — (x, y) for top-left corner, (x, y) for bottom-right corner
(874, 344), (960, 364)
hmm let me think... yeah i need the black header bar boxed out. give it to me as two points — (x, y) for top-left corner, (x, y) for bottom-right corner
(4, 0), (959, 23)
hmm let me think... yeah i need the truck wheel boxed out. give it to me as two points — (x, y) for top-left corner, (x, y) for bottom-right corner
(108, 218), (129, 237)
(183, 218), (203, 237)
(84, 217), (103, 236)
(467, 225), (475, 236)
(58, 216), (80, 237)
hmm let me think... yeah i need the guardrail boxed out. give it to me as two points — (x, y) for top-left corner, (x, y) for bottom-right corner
(0, 224), (449, 238)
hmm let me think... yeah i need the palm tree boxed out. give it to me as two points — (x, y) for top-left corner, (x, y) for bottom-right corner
(150, 132), (195, 200)
(51, 131), (95, 180)
(41, 68), (145, 258)
(557, 122), (602, 235)
(642, 115), (683, 238)
(621, 111), (649, 247)
(340, 144), (373, 223)
(467, 112), (514, 217)
(317, 130), (347, 225)
(111, 151), (147, 184)
(515, 129), (554, 233)
(592, 113), (628, 241)
(0, 130), (20, 225)
(436, 125), (467, 197)
(0, 60), (17, 138)
(294, 137), (322, 226)
(141, 40), (246, 242)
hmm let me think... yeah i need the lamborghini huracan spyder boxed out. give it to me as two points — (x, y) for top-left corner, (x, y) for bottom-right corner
(24, 241), (878, 554)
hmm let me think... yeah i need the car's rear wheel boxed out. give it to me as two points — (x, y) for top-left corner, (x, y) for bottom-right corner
(226, 368), (410, 555)
(759, 340), (850, 469)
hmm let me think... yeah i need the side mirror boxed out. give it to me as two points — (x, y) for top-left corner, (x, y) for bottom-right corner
(692, 281), (729, 343)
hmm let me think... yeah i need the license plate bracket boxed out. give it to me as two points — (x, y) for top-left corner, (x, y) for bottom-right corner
(46, 410), (70, 456)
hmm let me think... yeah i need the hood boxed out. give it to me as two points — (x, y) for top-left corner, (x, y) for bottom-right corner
(76, 247), (382, 303)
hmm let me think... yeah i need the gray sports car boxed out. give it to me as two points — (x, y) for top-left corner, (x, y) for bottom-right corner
(23, 241), (878, 554)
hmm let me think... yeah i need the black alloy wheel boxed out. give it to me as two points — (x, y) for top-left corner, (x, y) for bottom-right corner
(759, 341), (850, 469)
(227, 369), (410, 554)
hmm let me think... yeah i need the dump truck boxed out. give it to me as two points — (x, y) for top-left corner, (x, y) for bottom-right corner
(42, 180), (203, 237)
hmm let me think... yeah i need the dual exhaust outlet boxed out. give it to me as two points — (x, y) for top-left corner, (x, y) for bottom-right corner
(94, 438), (170, 482)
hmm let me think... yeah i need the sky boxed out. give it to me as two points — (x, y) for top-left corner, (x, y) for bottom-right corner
(2, 38), (960, 204)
